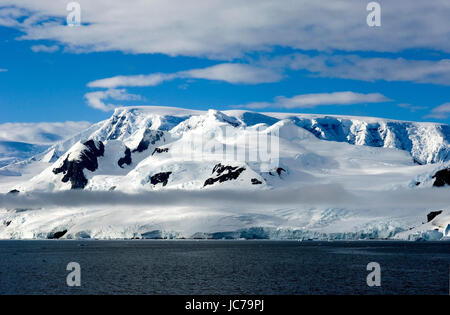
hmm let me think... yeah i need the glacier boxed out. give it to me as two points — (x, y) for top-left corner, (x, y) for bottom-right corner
(0, 106), (449, 241)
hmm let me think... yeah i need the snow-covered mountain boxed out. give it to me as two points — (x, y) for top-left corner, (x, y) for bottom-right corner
(1, 107), (449, 240)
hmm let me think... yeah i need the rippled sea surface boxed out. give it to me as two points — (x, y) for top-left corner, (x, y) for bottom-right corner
(0, 240), (449, 295)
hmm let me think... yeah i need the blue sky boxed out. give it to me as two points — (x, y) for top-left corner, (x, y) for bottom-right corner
(0, 1), (449, 124)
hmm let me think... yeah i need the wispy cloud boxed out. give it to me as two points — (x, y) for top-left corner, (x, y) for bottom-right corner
(88, 63), (282, 88)
(30, 44), (59, 53)
(179, 63), (282, 84)
(236, 92), (391, 110)
(397, 103), (428, 113)
(424, 103), (450, 119)
(86, 63), (283, 111)
(274, 54), (450, 86)
(88, 73), (176, 89)
(0, 69), (7, 72)
(84, 89), (142, 112)
(0, 6), (25, 28)
(88, 54), (450, 90)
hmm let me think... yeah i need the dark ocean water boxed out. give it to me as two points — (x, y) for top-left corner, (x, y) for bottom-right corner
(0, 240), (449, 295)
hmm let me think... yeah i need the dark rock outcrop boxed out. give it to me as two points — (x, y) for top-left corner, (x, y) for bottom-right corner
(52, 140), (105, 189)
(118, 147), (132, 168)
(150, 172), (172, 187)
(8, 189), (20, 195)
(132, 130), (164, 153)
(413, 159), (423, 165)
(269, 167), (286, 176)
(432, 168), (450, 187)
(152, 147), (169, 155)
(427, 210), (443, 222)
(48, 230), (67, 239)
(251, 178), (263, 185)
(203, 163), (246, 187)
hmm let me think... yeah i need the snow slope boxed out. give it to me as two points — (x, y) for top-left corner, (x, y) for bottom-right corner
(1, 107), (449, 240)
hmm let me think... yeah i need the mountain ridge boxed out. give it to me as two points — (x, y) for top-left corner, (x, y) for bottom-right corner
(1, 106), (449, 240)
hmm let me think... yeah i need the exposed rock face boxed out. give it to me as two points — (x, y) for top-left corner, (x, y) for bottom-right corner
(48, 229), (67, 239)
(8, 189), (20, 195)
(152, 147), (169, 155)
(52, 140), (105, 189)
(118, 147), (132, 168)
(427, 210), (443, 222)
(204, 163), (246, 187)
(150, 172), (172, 186)
(269, 167), (286, 176)
(251, 178), (263, 185)
(132, 130), (164, 153)
(432, 168), (450, 187)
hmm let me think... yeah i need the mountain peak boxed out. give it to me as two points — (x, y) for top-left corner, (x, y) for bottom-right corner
(207, 109), (241, 127)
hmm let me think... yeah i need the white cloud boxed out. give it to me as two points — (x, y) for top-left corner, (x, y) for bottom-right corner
(179, 63), (282, 84)
(84, 89), (142, 111)
(30, 44), (59, 53)
(88, 73), (175, 89)
(0, 121), (92, 145)
(0, 69), (7, 72)
(88, 54), (450, 91)
(88, 63), (281, 88)
(238, 92), (391, 109)
(85, 63), (282, 111)
(271, 54), (450, 86)
(424, 103), (450, 119)
(1, 1), (450, 58)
